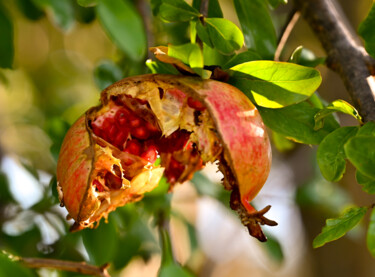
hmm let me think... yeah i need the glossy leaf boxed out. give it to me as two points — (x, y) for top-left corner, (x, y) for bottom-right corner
(358, 121), (375, 136)
(223, 50), (261, 69)
(159, 0), (200, 22)
(356, 170), (375, 194)
(345, 136), (375, 179)
(271, 131), (295, 152)
(0, 4), (14, 68)
(198, 18), (244, 54)
(358, 3), (375, 58)
(313, 207), (368, 248)
(367, 208), (375, 257)
(93, 60), (123, 90)
(96, 0), (146, 61)
(317, 126), (358, 182)
(202, 43), (229, 67)
(82, 217), (118, 265)
(146, 60), (180, 75)
(169, 43), (203, 69)
(230, 61), (322, 108)
(192, 0), (223, 17)
(314, 100), (362, 130)
(32, 0), (75, 31)
(258, 102), (339, 145)
(234, 0), (276, 59)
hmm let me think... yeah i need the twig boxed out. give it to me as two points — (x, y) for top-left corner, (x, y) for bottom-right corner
(17, 256), (110, 277)
(136, 0), (154, 59)
(274, 10), (301, 61)
(200, 0), (210, 18)
(294, 0), (375, 122)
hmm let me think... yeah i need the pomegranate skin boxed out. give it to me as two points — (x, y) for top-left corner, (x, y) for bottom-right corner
(57, 74), (274, 238)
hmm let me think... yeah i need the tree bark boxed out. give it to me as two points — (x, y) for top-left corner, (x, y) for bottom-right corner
(294, 0), (375, 122)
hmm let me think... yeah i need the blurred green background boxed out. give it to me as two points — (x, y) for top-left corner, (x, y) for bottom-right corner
(0, 0), (374, 276)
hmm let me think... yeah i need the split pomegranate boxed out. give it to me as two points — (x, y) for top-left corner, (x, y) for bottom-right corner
(56, 74), (275, 241)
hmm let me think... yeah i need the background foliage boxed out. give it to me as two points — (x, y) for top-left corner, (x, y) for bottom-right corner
(1, 0), (375, 276)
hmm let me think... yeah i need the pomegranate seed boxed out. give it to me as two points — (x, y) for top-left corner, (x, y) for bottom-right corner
(129, 117), (142, 128)
(115, 109), (130, 126)
(188, 97), (206, 111)
(93, 179), (105, 192)
(131, 126), (150, 140)
(124, 140), (142, 156)
(108, 125), (118, 141)
(145, 121), (159, 133)
(141, 145), (158, 163)
(113, 130), (129, 149)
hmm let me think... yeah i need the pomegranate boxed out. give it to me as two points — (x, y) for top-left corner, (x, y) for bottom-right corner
(56, 74), (275, 241)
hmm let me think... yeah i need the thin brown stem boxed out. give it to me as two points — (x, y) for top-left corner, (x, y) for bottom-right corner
(274, 10), (301, 61)
(200, 0), (210, 17)
(294, 0), (375, 122)
(17, 256), (110, 277)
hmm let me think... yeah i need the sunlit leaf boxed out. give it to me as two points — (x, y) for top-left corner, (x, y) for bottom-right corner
(356, 170), (375, 194)
(159, 0), (200, 22)
(314, 100), (362, 130)
(0, 3), (14, 68)
(313, 207), (368, 248)
(258, 102), (339, 145)
(202, 43), (229, 67)
(234, 0), (276, 59)
(93, 60), (123, 90)
(197, 17), (244, 55)
(367, 208), (375, 257)
(146, 60), (180, 75)
(169, 43), (203, 69)
(150, 46), (196, 74)
(96, 0), (147, 61)
(345, 136), (375, 180)
(267, 0), (287, 8)
(358, 3), (375, 58)
(230, 61), (322, 108)
(32, 0), (75, 31)
(317, 126), (358, 182)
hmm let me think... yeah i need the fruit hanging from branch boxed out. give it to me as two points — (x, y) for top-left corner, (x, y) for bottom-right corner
(56, 74), (276, 241)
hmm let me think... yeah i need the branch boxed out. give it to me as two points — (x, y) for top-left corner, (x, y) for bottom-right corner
(17, 256), (110, 277)
(274, 9), (301, 61)
(294, 0), (375, 122)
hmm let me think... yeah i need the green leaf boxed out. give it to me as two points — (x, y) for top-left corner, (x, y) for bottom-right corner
(317, 126), (358, 182)
(192, 0), (223, 17)
(146, 60), (180, 75)
(356, 170), (375, 194)
(358, 3), (375, 58)
(16, 0), (44, 20)
(222, 50), (261, 69)
(0, 253), (34, 277)
(96, 0), (147, 61)
(267, 0), (287, 9)
(77, 0), (97, 7)
(234, 0), (276, 59)
(93, 60), (123, 90)
(263, 234), (284, 263)
(0, 3), (14, 68)
(258, 102), (339, 145)
(159, 0), (200, 22)
(314, 100), (362, 130)
(168, 43), (203, 69)
(31, 0), (75, 31)
(82, 217), (118, 265)
(313, 206), (368, 248)
(271, 131), (295, 152)
(367, 208), (375, 257)
(230, 61), (322, 108)
(345, 136), (375, 180)
(295, 47), (325, 67)
(358, 121), (375, 136)
(200, 18), (244, 55)
(202, 43), (229, 67)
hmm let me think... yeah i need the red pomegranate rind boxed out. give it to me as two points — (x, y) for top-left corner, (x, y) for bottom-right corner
(158, 75), (271, 212)
(56, 115), (94, 220)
